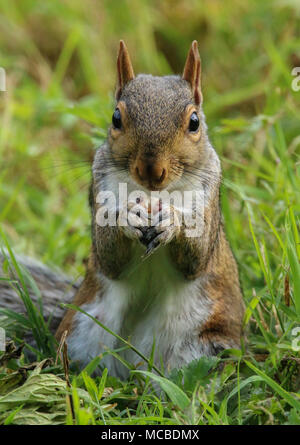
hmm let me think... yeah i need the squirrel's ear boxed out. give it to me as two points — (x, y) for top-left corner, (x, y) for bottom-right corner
(116, 40), (135, 100)
(182, 40), (202, 105)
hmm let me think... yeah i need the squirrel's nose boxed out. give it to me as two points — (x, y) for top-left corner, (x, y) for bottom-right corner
(135, 159), (168, 184)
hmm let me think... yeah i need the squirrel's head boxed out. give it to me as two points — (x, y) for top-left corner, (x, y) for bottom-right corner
(108, 41), (205, 191)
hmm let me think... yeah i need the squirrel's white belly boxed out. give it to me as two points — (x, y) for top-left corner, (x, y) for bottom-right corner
(67, 244), (212, 377)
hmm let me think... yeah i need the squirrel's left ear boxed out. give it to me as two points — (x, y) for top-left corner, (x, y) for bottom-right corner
(182, 40), (202, 105)
(116, 40), (135, 100)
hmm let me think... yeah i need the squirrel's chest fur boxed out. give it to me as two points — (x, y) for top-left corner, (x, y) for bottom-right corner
(66, 152), (217, 377)
(67, 242), (212, 377)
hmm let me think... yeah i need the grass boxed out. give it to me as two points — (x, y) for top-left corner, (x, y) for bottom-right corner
(0, 0), (300, 425)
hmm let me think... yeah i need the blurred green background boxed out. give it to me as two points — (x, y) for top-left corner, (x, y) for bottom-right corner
(0, 0), (299, 301)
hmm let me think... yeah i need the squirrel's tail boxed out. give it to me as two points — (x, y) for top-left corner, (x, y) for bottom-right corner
(0, 252), (78, 345)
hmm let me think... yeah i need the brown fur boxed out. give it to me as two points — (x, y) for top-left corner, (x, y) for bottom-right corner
(55, 252), (101, 339)
(116, 40), (135, 100)
(199, 230), (244, 349)
(183, 40), (202, 105)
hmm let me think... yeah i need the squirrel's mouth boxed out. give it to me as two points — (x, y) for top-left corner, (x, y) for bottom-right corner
(132, 174), (171, 192)
(130, 157), (183, 191)
(131, 178), (168, 192)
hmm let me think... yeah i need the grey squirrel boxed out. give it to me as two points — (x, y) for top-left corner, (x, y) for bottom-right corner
(56, 41), (245, 377)
(1, 41), (244, 376)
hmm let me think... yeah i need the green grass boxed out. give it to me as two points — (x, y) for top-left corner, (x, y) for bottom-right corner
(0, 0), (300, 425)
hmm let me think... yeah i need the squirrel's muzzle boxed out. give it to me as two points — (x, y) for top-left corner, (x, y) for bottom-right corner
(135, 158), (168, 188)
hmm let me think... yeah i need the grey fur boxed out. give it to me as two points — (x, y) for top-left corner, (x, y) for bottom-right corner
(0, 252), (79, 344)
(121, 74), (193, 147)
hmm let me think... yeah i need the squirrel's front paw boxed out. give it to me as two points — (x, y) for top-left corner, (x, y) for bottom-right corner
(117, 198), (149, 242)
(141, 204), (181, 257)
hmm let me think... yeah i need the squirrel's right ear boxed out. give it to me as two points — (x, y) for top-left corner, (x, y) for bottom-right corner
(182, 40), (202, 105)
(116, 40), (135, 100)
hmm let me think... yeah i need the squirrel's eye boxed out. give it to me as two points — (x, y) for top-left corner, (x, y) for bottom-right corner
(112, 108), (122, 129)
(189, 112), (199, 132)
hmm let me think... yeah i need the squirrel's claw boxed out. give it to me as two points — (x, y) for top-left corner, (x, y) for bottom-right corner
(144, 238), (160, 258)
(141, 205), (181, 258)
(142, 224), (180, 258)
(140, 226), (162, 246)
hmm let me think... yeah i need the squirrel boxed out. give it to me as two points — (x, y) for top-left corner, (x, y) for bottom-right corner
(55, 40), (245, 377)
(0, 41), (244, 376)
